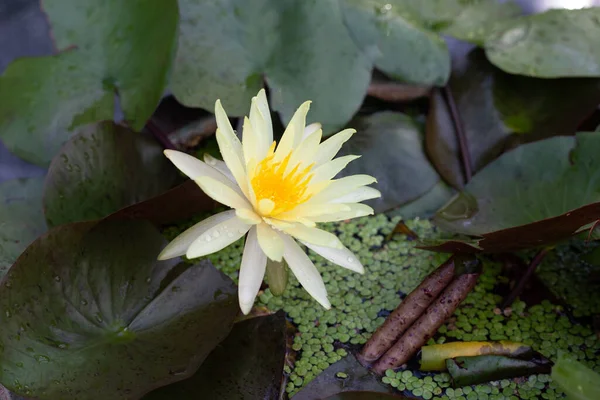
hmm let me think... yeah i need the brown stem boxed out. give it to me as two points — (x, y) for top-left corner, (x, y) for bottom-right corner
(146, 118), (177, 150)
(372, 272), (480, 374)
(358, 257), (456, 365)
(442, 85), (472, 183)
(501, 248), (550, 309)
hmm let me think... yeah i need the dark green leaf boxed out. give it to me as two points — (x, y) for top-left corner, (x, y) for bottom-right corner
(173, 0), (449, 133)
(446, 354), (552, 387)
(43, 121), (180, 227)
(339, 112), (440, 213)
(143, 311), (287, 399)
(387, 181), (456, 220)
(0, 0), (178, 166)
(426, 47), (600, 189)
(0, 178), (47, 278)
(0, 219), (238, 400)
(552, 355), (600, 400)
(293, 353), (395, 400)
(421, 133), (600, 253)
(485, 8), (600, 77)
(582, 246), (600, 266)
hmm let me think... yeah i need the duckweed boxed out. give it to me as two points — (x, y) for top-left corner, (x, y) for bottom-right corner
(163, 213), (599, 399)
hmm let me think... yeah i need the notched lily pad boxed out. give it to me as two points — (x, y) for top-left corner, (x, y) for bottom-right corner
(143, 311), (287, 399)
(422, 133), (600, 253)
(43, 121), (180, 227)
(0, 177), (47, 278)
(0, 219), (238, 400)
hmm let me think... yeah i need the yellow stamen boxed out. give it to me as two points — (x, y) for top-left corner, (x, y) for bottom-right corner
(251, 145), (314, 216)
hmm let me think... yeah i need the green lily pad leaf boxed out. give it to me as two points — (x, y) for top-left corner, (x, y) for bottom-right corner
(294, 353), (395, 400)
(0, 219), (238, 399)
(43, 121), (180, 228)
(338, 112), (440, 213)
(422, 133), (600, 253)
(393, 0), (522, 46)
(143, 311), (287, 399)
(173, 0), (449, 133)
(387, 181), (456, 220)
(426, 47), (600, 188)
(552, 355), (600, 400)
(0, 1), (178, 166)
(326, 392), (409, 400)
(0, 178), (47, 279)
(485, 8), (600, 77)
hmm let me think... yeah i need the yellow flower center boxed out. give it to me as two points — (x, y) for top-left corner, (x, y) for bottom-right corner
(251, 142), (313, 216)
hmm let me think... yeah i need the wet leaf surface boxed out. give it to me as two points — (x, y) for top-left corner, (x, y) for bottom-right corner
(293, 353), (396, 400)
(0, 0), (178, 166)
(421, 133), (600, 253)
(143, 311), (287, 399)
(173, 0), (449, 133)
(485, 8), (600, 77)
(0, 219), (238, 399)
(338, 112), (440, 213)
(446, 354), (552, 387)
(0, 177), (47, 278)
(43, 121), (180, 227)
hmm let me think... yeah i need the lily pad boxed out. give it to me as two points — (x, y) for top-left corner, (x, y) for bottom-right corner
(143, 311), (287, 399)
(0, 219), (238, 399)
(485, 7), (600, 77)
(173, 0), (449, 133)
(338, 112), (440, 213)
(0, 0), (178, 165)
(0, 177), (47, 279)
(426, 46), (600, 188)
(421, 133), (600, 253)
(294, 353), (395, 400)
(43, 121), (180, 227)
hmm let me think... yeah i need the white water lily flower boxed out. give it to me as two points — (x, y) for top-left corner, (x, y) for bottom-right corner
(158, 89), (381, 314)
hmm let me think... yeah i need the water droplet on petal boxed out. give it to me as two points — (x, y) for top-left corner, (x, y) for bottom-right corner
(227, 232), (234, 238)
(204, 235), (212, 242)
(347, 257), (354, 263)
(237, 228), (246, 234)
(212, 230), (220, 238)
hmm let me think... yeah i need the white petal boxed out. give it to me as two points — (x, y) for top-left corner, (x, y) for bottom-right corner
(195, 176), (252, 211)
(276, 203), (351, 221)
(203, 154), (236, 183)
(158, 210), (236, 260)
(287, 128), (322, 174)
(310, 155), (360, 184)
(215, 99), (248, 195)
(302, 122), (322, 140)
(236, 208), (262, 224)
(242, 116), (259, 167)
(279, 224), (343, 249)
(329, 186), (381, 204)
(257, 222), (284, 261)
(238, 226), (267, 314)
(307, 175), (377, 204)
(310, 203), (374, 222)
(164, 150), (243, 196)
(274, 101), (311, 162)
(249, 89), (273, 159)
(186, 216), (251, 258)
(313, 128), (355, 166)
(301, 241), (364, 274)
(281, 234), (330, 310)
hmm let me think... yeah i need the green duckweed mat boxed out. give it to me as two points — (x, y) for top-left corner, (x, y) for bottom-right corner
(163, 213), (600, 400)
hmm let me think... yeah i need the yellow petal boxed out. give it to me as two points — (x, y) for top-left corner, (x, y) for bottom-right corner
(238, 226), (267, 314)
(157, 210), (236, 260)
(279, 224), (343, 249)
(313, 128), (355, 166)
(310, 155), (360, 184)
(301, 240), (365, 274)
(202, 153), (235, 183)
(302, 122), (322, 140)
(274, 100), (311, 162)
(242, 116), (259, 166)
(276, 203), (351, 221)
(258, 198), (275, 215)
(215, 99), (248, 195)
(186, 216), (251, 259)
(249, 89), (273, 160)
(287, 128), (322, 174)
(310, 203), (374, 222)
(281, 234), (330, 310)
(195, 176), (252, 211)
(257, 222), (284, 261)
(329, 186), (381, 203)
(236, 208), (262, 224)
